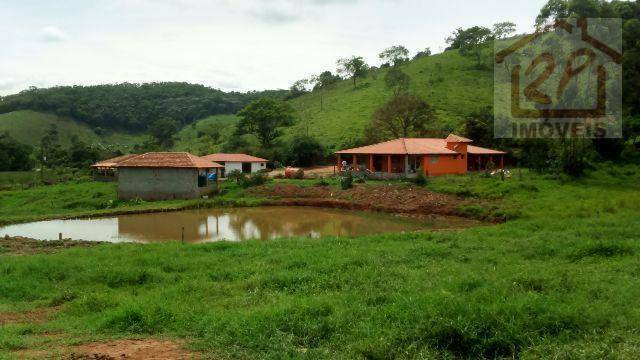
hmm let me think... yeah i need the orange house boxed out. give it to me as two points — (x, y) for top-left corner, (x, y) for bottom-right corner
(335, 134), (506, 177)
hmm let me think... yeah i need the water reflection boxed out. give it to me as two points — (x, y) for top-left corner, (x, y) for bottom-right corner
(0, 207), (469, 243)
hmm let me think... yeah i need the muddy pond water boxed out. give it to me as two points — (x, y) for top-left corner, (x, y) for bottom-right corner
(0, 206), (475, 243)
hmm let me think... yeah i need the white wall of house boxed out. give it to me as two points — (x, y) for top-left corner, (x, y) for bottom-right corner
(251, 162), (266, 173)
(225, 162), (243, 173)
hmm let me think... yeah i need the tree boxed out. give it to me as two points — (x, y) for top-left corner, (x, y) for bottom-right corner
(66, 135), (100, 168)
(287, 134), (326, 167)
(378, 45), (410, 67)
(237, 98), (296, 148)
(39, 124), (65, 167)
(308, 71), (341, 111)
(366, 93), (436, 141)
(0, 132), (33, 171)
(384, 67), (411, 96)
(148, 117), (179, 149)
(337, 56), (369, 89)
(446, 26), (494, 66)
(287, 79), (309, 99)
(492, 21), (516, 39)
(413, 47), (432, 60)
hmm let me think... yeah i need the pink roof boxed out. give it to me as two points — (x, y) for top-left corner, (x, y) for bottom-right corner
(336, 135), (505, 156)
(202, 153), (268, 163)
(115, 152), (223, 169)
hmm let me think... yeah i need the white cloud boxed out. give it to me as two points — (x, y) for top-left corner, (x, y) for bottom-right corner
(40, 26), (66, 42)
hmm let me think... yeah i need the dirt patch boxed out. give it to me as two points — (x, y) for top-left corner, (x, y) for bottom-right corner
(269, 165), (335, 178)
(0, 306), (59, 325)
(0, 236), (101, 256)
(249, 183), (486, 219)
(16, 339), (197, 359)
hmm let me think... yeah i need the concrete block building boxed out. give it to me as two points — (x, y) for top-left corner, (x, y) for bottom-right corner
(114, 152), (223, 200)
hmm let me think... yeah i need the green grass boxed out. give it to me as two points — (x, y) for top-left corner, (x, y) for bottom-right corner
(173, 114), (240, 155)
(0, 110), (145, 150)
(287, 50), (493, 151)
(1, 165), (639, 358)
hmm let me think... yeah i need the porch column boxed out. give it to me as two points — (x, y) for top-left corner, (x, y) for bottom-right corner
(386, 155), (392, 173)
(337, 154), (342, 172)
(404, 155), (409, 176)
(352, 154), (357, 171)
(367, 154), (373, 171)
(500, 155), (504, 169)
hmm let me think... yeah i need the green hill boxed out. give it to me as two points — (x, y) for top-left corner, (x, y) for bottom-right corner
(286, 49), (493, 151)
(0, 110), (145, 150)
(173, 114), (240, 155)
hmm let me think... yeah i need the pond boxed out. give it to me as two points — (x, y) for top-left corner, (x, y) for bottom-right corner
(0, 206), (475, 243)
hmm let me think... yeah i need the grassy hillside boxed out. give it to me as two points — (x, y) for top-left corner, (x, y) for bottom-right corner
(287, 50), (493, 151)
(0, 110), (145, 151)
(173, 114), (240, 155)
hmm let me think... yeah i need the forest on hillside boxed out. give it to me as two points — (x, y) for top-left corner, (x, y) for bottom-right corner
(0, 83), (288, 132)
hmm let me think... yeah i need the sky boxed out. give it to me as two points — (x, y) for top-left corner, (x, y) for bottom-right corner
(0, 0), (546, 96)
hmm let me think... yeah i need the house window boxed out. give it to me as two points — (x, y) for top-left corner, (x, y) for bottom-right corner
(430, 155), (439, 164)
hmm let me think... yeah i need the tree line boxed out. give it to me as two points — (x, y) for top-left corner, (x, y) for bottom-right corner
(0, 83), (288, 132)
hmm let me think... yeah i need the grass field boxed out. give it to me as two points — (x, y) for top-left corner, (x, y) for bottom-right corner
(287, 50), (493, 151)
(173, 114), (241, 155)
(1, 165), (639, 358)
(0, 110), (145, 150)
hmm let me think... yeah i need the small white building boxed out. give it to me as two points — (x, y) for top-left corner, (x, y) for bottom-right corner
(202, 153), (268, 177)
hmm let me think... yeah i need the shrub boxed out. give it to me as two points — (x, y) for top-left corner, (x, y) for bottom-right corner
(240, 172), (269, 188)
(413, 170), (428, 186)
(293, 168), (305, 179)
(314, 177), (329, 186)
(226, 170), (246, 183)
(340, 173), (353, 190)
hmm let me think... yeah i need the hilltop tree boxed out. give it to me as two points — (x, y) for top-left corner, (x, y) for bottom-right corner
(446, 26), (494, 67)
(237, 98), (296, 148)
(413, 47), (432, 60)
(308, 71), (341, 111)
(337, 56), (369, 89)
(492, 21), (517, 39)
(288, 79), (310, 99)
(366, 93), (436, 141)
(379, 45), (410, 67)
(384, 67), (411, 96)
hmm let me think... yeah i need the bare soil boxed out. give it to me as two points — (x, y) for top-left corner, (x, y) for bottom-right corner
(250, 183), (474, 218)
(0, 306), (59, 326)
(16, 339), (198, 360)
(0, 236), (101, 256)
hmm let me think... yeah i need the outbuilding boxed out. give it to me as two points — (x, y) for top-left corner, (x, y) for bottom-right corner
(114, 152), (223, 200)
(201, 153), (268, 177)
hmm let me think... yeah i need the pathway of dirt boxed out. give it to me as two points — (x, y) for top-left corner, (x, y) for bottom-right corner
(16, 339), (198, 360)
(0, 306), (59, 326)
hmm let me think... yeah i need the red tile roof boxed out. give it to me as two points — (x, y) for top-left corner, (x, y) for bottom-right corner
(115, 152), (223, 169)
(467, 145), (507, 155)
(202, 153), (268, 163)
(91, 154), (140, 168)
(445, 134), (473, 143)
(336, 134), (505, 155)
(337, 138), (456, 155)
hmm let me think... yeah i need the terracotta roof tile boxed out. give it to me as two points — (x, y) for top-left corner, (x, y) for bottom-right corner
(467, 145), (507, 155)
(115, 152), (223, 168)
(336, 138), (458, 155)
(445, 134), (473, 143)
(202, 153), (268, 163)
(91, 154), (141, 168)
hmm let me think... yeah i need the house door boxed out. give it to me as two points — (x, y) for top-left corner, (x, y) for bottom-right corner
(242, 162), (252, 173)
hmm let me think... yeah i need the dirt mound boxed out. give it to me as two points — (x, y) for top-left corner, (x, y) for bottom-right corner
(251, 183), (464, 216)
(67, 339), (196, 360)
